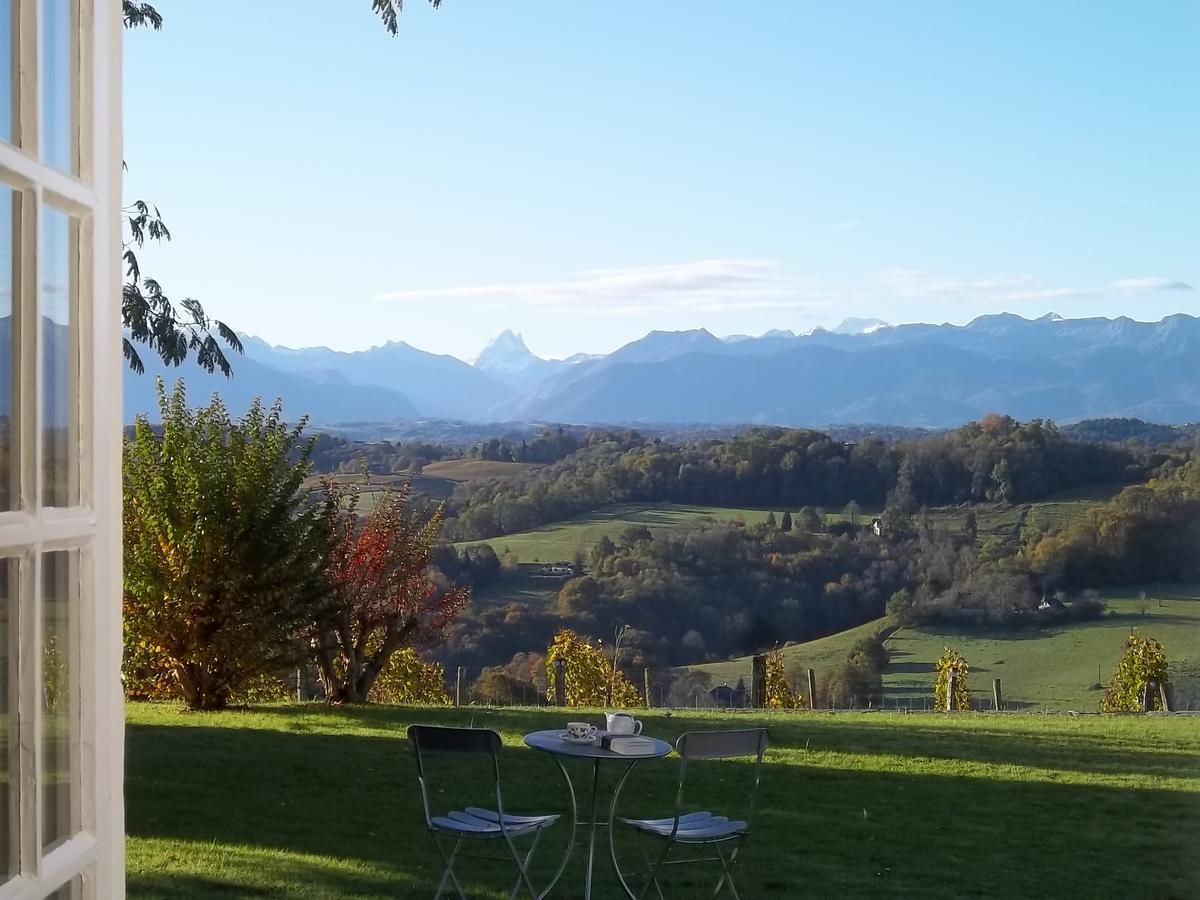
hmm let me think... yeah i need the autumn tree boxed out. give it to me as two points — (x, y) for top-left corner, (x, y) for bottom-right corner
(934, 648), (971, 711)
(763, 648), (806, 709)
(314, 482), (469, 704)
(123, 381), (332, 709)
(545, 629), (640, 707)
(1101, 634), (1168, 712)
(370, 648), (452, 705)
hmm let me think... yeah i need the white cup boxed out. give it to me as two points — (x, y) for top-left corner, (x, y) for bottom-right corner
(566, 721), (597, 740)
(606, 712), (643, 735)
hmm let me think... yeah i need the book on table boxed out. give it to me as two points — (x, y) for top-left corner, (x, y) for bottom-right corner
(601, 735), (657, 756)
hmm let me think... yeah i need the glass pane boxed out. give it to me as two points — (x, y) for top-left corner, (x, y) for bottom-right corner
(42, 207), (76, 508)
(0, 185), (11, 511)
(41, 549), (77, 853)
(41, 0), (77, 172)
(0, 558), (14, 883)
(0, 0), (11, 144)
(51, 872), (84, 900)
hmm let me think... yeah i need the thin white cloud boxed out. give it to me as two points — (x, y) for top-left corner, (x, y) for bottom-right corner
(1116, 276), (1194, 293)
(883, 269), (1194, 302)
(375, 259), (827, 314)
(829, 219), (861, 231)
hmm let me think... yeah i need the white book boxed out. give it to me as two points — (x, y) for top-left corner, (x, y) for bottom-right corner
(605, 736), (657, 756)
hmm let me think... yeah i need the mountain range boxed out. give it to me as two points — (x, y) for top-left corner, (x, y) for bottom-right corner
(121, 313), (1200, 427)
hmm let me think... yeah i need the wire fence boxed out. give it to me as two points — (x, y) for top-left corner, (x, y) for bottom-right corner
(284, 657), (1196, 714)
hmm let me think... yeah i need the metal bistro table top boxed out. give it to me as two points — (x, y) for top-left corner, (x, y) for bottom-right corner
(524, 728), (673, 760)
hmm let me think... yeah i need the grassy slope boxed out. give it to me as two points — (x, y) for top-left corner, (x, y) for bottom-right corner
(693, 618), (892, 685)
(460, 488), (1111, 564)
(462, 503), (777, 563)
(690, 585), (1200, 711)
(421, 459), (542, 481)
(125, 703), (1200, 900)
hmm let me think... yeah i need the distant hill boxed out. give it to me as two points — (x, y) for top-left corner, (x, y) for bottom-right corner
(239, 334), (512, 421)
(123, 346), (420, 425)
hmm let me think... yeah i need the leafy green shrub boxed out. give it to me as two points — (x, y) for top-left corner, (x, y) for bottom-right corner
(1101, 634), (1168, 712)
(934, 648), (971, 711)
(123, 380), (332, 710)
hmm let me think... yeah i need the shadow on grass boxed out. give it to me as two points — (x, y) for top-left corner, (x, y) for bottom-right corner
(127, 709), (1200, 899)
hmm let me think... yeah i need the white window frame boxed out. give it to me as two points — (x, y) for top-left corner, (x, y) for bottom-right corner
(0, 1), (122, 898)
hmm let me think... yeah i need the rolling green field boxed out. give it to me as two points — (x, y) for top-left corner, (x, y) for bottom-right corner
(462, 503), (778, 563)
(125, 703), (1200, 899)
(460, 488), (1113, 565)
(421, 459), (542, 481)
(690, 585), (1200, 711)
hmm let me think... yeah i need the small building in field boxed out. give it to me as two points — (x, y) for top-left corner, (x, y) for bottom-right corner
(709, 682), (747, 709)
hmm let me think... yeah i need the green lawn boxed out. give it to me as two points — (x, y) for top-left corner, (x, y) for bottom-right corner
(125, 703), (1200, 899)
(689, 585), (1200, 711)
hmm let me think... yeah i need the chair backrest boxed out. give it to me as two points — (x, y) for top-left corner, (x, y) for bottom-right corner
(409, 724), (502, 757)
(669, 728), (770, 837)
(677, 728), (768, 761)
(408, 725), (504, 826)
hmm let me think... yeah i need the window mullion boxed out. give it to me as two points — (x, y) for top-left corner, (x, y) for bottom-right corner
(14, 546), (37, 879)
(15, 0), (36, 156)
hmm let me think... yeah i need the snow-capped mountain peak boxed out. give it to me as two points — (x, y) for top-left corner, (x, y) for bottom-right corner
(834, 317), (892, 335)
(474, 329), (539, 374)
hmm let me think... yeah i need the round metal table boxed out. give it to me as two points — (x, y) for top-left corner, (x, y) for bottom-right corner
(524, 728), (672, 899)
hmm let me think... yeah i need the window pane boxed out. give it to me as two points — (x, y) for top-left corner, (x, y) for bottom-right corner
(41, 0), (77, 172)
(42, 207), (76, 508)
(0, 0), (11, 144)
(0, 558), (14, 883)
(51, 872), (85, 900)
(41, 549), (77, 853)
(0, 185), (11, 511)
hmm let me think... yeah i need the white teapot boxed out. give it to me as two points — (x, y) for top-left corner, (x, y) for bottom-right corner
(605, 711), (643, 735)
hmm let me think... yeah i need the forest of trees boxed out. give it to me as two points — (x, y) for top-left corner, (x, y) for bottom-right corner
(441, 416), (1156, 541)
(433, 428), (1199, 674)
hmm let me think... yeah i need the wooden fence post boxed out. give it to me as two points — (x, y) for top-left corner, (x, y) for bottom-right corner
(992, 678), (1003, 712)
(644, 668), (653, 709)
(1142, 681), (1157, 712)
(554, 659), (567, 707)
(807, 668), (817, 709)
(1159, 682), (1174, 713)
(946, 671), (957, 712)
(751, 655), (767, 709)
(455, 667), (465, 707)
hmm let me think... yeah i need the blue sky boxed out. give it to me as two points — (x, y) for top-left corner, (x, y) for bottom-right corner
(124, 1), (1198, 360)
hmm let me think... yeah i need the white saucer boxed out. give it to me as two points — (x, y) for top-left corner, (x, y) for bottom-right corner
(557, 731), (597, 745)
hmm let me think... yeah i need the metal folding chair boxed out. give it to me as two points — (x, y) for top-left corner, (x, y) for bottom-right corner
(408, 724), (560, 900)
(617, 728), (769, 900)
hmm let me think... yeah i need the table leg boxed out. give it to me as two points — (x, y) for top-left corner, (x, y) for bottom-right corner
(608, 760), (641, 900)
(583, 758), (602, 899)
(541, 755), (578, 900)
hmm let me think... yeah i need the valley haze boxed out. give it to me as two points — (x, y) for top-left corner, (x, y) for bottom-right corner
(121, 312), (1200, 428)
